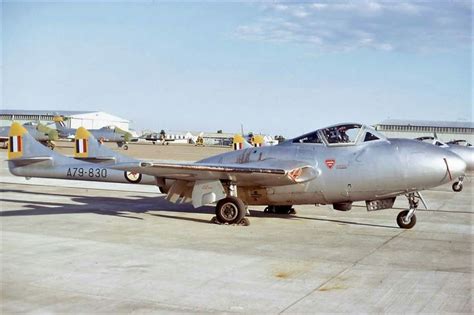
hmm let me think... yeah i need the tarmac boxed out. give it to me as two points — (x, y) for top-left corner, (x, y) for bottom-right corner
(1, 143), (473, 313)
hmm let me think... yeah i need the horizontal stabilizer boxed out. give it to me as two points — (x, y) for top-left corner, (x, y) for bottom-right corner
(74, 156), (117, 163)
(7, 156), (53, 167)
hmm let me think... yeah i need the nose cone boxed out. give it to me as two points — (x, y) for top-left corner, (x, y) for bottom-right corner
(445, 151), (467, 180)
(416, 144), (466, 187)
(448, 146), (474, 171)
(393, 139), (467, 190)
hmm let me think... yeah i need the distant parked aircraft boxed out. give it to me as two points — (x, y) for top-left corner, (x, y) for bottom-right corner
(0, 122), (58, 149)
(54, 116), (132, 149)
(415, 136), (473, 191)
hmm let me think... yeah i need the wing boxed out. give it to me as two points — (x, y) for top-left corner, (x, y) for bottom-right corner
(111, 159), (318, 186)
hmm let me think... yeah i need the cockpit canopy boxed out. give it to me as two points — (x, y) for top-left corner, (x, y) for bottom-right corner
(291, 123), (387, 146)
(447, 139), (472, 147)
(415, 136), (447, 147)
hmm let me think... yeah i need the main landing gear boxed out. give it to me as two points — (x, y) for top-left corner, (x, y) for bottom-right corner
(264, 205), (296, 215)
(213, 183), (249, 226)
(215, 196), (247, 224)
(117, 142), (129, 150)
(452, 176), (464, 192)
(396, 192), (426, 229)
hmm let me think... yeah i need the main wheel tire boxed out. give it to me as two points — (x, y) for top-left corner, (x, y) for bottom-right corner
(396, 210), (417, 229)
(216, 197), (246, 224)
(452, 182), (463, 192)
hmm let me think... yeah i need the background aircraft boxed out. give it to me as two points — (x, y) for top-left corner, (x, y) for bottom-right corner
(132, 130), (188, 145)
(0, 122), (58, 149)
(415, 136), (473, 191)
(232, 134), (271, 150)
(53, 116), (132, 149)
(446, 139), (472, 147)
(7, 122), (466, 229)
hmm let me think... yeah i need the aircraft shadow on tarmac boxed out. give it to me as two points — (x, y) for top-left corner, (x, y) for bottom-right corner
(1, 188), (402, 229)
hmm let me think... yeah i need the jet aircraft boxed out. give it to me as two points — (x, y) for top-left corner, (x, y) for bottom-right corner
(415, 136), (473, 191)
(232, 134), (268, 150)
(53, 116), (132, 150)
(7, 122), (466, 229)
(446, 139), (472, 147)
(0, 122), (58, 149)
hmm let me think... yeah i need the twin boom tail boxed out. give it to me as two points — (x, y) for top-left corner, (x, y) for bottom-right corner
(7, 122), (156, 186)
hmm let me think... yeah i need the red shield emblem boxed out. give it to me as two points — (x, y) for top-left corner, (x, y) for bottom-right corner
(325, 159), (336, 169)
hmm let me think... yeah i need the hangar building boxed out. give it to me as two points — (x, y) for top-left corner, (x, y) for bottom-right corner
(0, 110), (130, 131)
(374, 119), (474, 143)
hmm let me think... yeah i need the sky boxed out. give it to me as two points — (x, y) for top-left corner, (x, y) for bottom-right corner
(2, 0), (472, 137)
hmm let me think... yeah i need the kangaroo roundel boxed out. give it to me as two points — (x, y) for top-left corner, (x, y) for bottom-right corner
(124, 171), (142, 183)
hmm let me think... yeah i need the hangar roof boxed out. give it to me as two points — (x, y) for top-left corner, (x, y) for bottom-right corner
(377, 119), (474, 129)
(0, 109), (96, 116)
(0, 109), (128, 123)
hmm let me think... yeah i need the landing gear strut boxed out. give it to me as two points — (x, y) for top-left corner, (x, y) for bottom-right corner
(264, 205), (296, 215)
(46, 141), (55, 150)
(452, 176), (464, 192)
(396, 193), (421, 229)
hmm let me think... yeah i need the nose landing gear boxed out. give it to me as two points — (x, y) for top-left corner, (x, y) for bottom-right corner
(397, 192), (425, 229)
(452, 176), (464, 192)
(396, 209), (417, 229)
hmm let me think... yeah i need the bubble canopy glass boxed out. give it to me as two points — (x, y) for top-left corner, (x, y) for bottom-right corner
(291, 123), (387, 146)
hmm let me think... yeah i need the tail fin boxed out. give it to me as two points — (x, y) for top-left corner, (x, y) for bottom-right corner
(251, 135), (265, 147)
(53, 115), (67, 130)
(7, 122), (65, 166)
(74, 127), (137, 163)
(8, 122), (27, 160)
(232, 134), (252, 151)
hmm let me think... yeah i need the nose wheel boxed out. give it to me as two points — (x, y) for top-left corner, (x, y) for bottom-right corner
(396, 209), (417, 229)
(396, 192), (424, 229)
(452, 176), (464, 192)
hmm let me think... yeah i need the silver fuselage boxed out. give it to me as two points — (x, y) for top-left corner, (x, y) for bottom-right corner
(58, 127), (127, 143)
(0, 125), (51, 142)
(198, 138), (466, 205)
